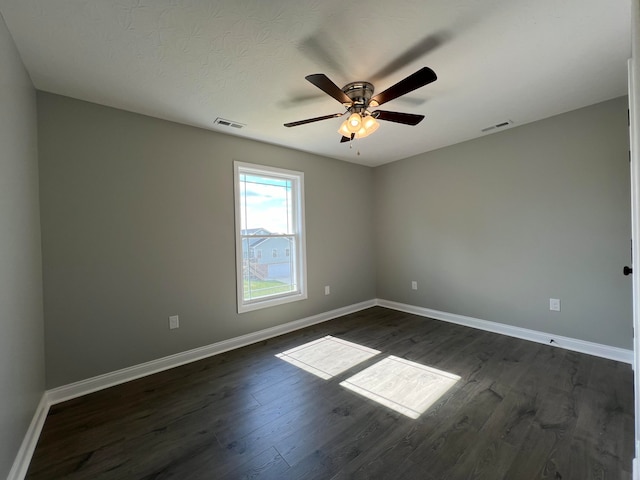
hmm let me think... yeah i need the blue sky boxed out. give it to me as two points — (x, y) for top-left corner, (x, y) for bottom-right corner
(240, 174), (292, 233)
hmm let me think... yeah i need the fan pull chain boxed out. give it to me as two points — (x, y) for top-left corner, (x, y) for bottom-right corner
(347, 134), (360, 155)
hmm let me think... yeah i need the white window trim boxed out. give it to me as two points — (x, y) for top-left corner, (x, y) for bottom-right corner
(233, 161), (307, 313)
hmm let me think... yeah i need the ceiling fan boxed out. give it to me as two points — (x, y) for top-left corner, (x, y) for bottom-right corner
(284, 67), (437, 142)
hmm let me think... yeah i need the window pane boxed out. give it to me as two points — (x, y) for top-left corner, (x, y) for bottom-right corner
(240, 174), (293, 234)
(242, 236), (296, 301)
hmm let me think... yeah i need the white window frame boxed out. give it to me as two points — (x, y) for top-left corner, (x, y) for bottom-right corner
(234, 161), (307, 313)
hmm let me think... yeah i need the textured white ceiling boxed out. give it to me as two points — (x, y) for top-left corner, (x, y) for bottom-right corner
(0, 0), (631, 166)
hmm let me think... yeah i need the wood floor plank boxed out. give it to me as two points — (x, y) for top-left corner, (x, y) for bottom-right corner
(402, 384), (504, 478)
(26, 307), (634, 479)
(441, 388), (535, 479)
(220, 447), (290, 480)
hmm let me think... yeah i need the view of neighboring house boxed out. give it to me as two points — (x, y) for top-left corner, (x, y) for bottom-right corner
(241, 228), (293, 281)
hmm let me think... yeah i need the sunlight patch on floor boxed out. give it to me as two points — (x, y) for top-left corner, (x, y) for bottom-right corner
(340, 355), (460, 419)
(275, 336), (380, 379)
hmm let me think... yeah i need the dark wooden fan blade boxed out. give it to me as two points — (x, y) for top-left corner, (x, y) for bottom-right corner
(374, 110), (425, 126)
(370, 67), (437, 107)
(284, 113), (343, 127)
(340, 133), (355, 143)
(306, 74), (352, 105)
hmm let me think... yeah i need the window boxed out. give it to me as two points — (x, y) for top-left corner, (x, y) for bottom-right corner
(234, 162), (307, 313)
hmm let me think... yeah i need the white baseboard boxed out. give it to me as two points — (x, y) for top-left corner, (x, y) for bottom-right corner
(7, 394), (51, 480)
(376, 299), (633, 364)
(47, 299), (376, 405)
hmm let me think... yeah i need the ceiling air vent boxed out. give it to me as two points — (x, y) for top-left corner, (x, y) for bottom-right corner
(214, 117), (245, 129)
(481, 120), (514, 133)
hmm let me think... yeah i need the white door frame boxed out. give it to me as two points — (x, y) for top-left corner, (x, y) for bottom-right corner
(630, 2), (640, 479)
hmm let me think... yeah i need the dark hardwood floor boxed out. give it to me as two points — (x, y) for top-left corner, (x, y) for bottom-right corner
(26, 307), (634, 479)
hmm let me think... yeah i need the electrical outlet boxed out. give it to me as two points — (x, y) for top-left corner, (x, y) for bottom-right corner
(324, 285), (330, 295)
(169, 315), (179, 329)
(411, 281), (418, 290)
(549, 298), (561, 312)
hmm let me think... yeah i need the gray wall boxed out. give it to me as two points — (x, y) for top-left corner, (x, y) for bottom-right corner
(37, 91), (632, 389)
(37, 92), (376, 388)
(0, 13), (44, 478)
(375, 97), (632, 349)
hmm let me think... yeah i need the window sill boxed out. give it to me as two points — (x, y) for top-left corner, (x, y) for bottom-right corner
(238, 291), (308, 313)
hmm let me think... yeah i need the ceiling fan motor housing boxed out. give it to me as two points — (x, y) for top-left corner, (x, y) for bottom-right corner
(342, 82), (374, 114)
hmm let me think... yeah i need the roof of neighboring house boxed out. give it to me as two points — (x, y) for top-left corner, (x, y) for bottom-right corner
(241, 228), (270, 236)
(241, 228), (291, 250)
(241, 228), (272, 249)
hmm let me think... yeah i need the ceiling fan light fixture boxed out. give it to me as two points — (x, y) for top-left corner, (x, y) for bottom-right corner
(338, 120), (352, 137)
(355, 116), (380, 139)
(355, 126), (369, 138)
(340, 114), (380, 139)
(362, 115), (379, 131)
(347, 113), (362, 133)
